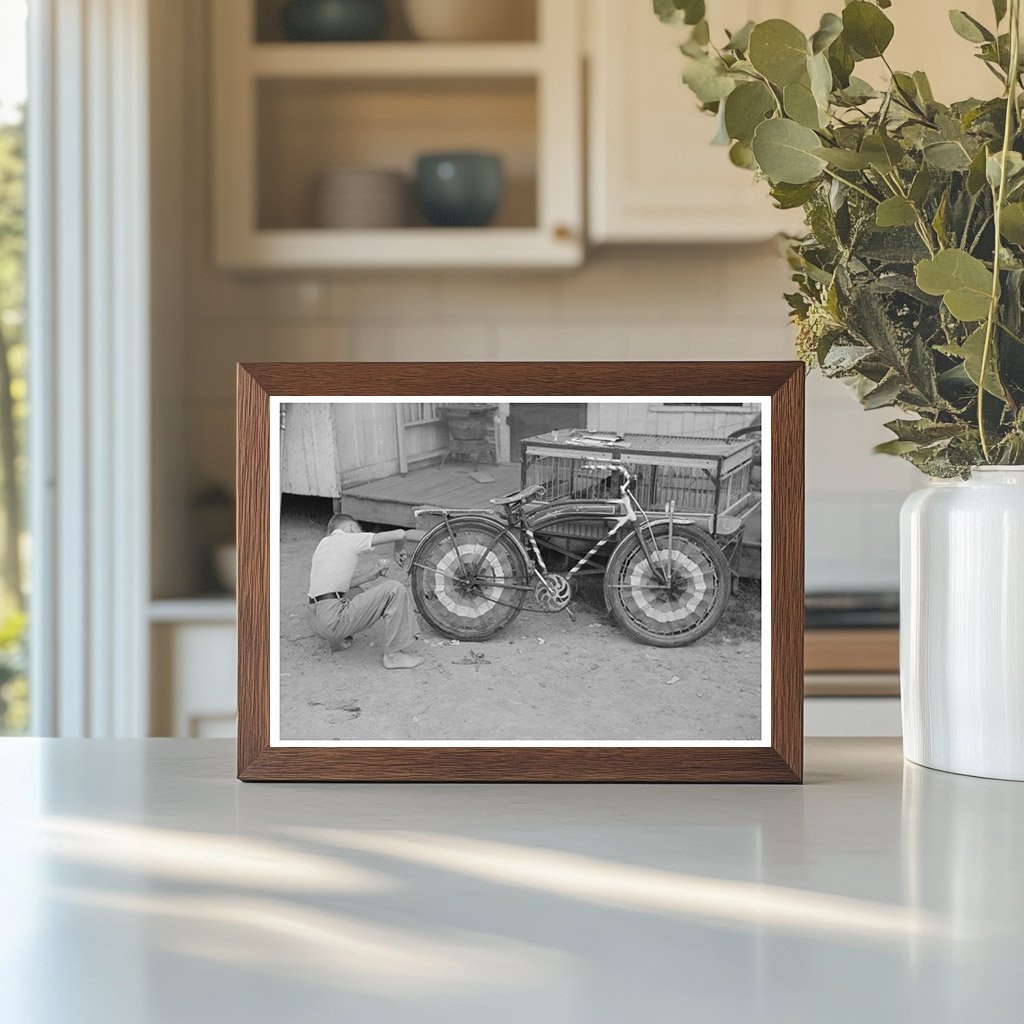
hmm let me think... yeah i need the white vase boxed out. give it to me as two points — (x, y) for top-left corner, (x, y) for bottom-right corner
(900, 467), (1024, 780)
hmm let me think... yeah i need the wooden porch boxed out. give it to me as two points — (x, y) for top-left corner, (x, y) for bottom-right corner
(339, 462), (523, 528)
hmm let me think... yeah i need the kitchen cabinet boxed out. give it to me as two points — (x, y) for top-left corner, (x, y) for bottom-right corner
(150, 600), (237, 737)
(587, 0), (812, 243)
(211, 0), (583, 269)
(586, 0), (998, 244)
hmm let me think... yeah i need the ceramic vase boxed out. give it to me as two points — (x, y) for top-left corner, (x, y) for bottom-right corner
(900, 467), (1024, 780)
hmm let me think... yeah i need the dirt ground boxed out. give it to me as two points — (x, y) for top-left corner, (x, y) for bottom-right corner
(278, 504), (762, 743)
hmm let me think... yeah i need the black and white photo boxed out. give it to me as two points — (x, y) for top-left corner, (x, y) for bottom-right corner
(270, 397), (770, 747)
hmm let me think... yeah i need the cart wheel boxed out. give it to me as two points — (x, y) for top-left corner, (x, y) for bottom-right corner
(604, 523), (731, 647)
(411, 519), (529, 641)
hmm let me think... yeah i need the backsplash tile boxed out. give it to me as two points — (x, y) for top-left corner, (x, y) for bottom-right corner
(182, 251), (915, 591)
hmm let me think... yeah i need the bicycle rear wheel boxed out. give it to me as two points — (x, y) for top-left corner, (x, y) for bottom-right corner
(411, 518), (529, 641)
(604, 523), (731, 647)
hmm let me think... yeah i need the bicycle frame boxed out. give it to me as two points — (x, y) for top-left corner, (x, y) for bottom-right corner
(413, 465), (698, 599)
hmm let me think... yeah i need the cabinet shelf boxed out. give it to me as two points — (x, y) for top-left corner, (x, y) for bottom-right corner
(249, 42), (544, 78)
(212, 0), (582, 269)
(217, 226), (579, 270)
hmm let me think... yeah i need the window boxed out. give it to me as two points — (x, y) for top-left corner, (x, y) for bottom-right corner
(0, 0), (27, 734)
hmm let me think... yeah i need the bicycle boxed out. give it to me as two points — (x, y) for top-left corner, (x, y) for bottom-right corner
(408, 462), (733, 647)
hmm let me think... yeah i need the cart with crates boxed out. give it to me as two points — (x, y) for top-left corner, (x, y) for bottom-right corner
(519, 429), (762, 578)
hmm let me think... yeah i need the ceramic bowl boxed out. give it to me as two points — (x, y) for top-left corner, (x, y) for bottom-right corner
(403, 0), (534, 42)
(415, 152), (504, 228)
(316, 168), (407, 228)
(281, 0), (388, 42)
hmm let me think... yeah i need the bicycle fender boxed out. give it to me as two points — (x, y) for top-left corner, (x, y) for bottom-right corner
(411, 514), (531, 567)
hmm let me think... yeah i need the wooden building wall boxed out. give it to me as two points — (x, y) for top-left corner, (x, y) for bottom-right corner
(281, 401), (454, 497)
(586, 402), (759, 439)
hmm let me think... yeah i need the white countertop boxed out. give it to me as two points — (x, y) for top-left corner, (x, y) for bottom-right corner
(1, 738), (1021, 1023)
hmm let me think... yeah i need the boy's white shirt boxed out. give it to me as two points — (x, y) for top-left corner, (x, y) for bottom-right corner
(308, 531), (374, 597)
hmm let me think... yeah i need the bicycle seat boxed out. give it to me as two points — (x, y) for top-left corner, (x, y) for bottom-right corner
(489, 484), (545, 506)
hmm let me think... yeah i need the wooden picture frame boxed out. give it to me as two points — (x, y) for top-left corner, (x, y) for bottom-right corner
(237, 362), (804, 782)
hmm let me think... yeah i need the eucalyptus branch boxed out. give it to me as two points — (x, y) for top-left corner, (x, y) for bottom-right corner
(666, 1), (1024, 473)
(962, 191), (980, 249)
(884, 171), (939, 254)
(822, 168), (881, 205)
(978, 0), (1021, 461)
(968, 213), (994, 253)
(749, 69), (784, 117)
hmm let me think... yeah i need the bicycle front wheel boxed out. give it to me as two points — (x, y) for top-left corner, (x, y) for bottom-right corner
(604, 523), (731, 647)
(410, 519), (529, 641)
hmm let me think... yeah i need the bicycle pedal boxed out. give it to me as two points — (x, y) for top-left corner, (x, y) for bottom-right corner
(565, 605), (578, 623)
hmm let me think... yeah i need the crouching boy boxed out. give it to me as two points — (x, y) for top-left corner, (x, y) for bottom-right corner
(307, 514), (424, 670)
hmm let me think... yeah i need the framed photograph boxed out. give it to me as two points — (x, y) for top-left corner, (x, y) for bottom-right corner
(237, 362), (803, 782)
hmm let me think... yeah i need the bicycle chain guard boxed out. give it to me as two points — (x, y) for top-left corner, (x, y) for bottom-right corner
(534, 573), (572, 612)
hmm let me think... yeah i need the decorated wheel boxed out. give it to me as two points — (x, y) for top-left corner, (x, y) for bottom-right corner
(604, 524), (731, 647)
(410, 518), (529, 640)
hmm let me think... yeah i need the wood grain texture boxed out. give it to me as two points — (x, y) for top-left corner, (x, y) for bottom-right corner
(236, 362), (805, 783)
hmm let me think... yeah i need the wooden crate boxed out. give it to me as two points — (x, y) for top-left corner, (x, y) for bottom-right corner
(521, 431), (758, 521)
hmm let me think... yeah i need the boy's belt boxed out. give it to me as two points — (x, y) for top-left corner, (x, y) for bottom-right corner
(309, 591), (347, 604)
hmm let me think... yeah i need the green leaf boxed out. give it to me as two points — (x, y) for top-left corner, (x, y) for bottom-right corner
(922, 141), (972, 171)
(814, 146), (872, 170)
(842, 1), (895, 59)
(891, 72), (928, 115)
(729, 140), (757, 169)
(810, 12), (843, 54)
(875, 439), (922, 455)
(724, 20), (755, 53)
(885, 418), (963, 443)
(808, 51), (833, 108)
(876, 197), (918, 228)
(860, 133), (904, 173)
(932, 190), (950, 246)
(915, 249), (994, 322)
(784, 80), (824, 129)
(682, 57), (736, 104)
(939, 326), (1006, 398)
(1000, 203), (1024, 244)
(993, 0), (1008, 24)
(913, 71), (935, 104)
(837, 76), (879, 104)
(770, 180), (820, 209)
(948, 10), (994, 44)
(862, 374), (903, 409)
(827, 36), (856, 88)
(751, 118), (828, 184)
(748, 20), (809, 86)
(909, 164), (933, 205)
(986, 150), (1024, 191)
(967, 144), (991, 193)
(683, 2), (706, 27)
(653, 0), (705, 26)
(723, 81), (775, 144)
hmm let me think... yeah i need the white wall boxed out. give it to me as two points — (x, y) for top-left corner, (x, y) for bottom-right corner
(156, 0), (919, 599)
